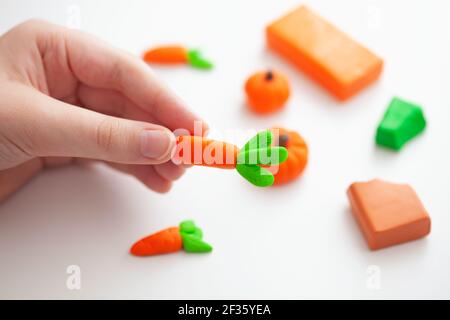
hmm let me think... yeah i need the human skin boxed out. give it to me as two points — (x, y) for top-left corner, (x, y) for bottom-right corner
(0, 20), (208, 202)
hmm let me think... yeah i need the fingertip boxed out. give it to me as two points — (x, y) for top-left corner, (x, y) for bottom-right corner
(201, 121), (210, 137)
(154, 162), (186, 181)
(150, 180), (173, 193)
(139, 128), (176, 163)
(141, 166), (173, 193)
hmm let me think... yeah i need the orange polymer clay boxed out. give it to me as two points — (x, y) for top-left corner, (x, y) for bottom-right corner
(130, 227), (182, 256)
(174, 136), (239, 169)
(143, 45), (188, 64)
(266, 6), (383, 100)
(245, 70), (290, 114)
(347, 179), (431, 250)
(267, 128), (308, 185)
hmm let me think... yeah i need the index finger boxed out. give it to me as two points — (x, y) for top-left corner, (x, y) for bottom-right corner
(60, 26), (207, 135)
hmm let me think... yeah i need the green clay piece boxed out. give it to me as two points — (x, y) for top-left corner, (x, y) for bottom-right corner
(241, 130), (273, 153)
(181, 227), (203, 240)
(236, 130), (279, 187)
(237, 146), (288, 166)
(180, 220), (203, 239)
(179, 220), (211, 253)
(179, 220), (196, 234)
(376, 97), (426, 151)
(236, 163), (274, 187)
(187, 49), (214, 70)
(181, 233), (213, 253)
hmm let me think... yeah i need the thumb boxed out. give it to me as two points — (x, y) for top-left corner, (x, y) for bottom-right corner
(14, 87), (176, 164)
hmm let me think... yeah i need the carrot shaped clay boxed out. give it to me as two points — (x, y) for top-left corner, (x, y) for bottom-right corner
(143, 45), (214, 70)
(143, 45), (188, 64)
(173, 136), (239, 169)
(130, 220), (213, 257)
(173, 130), (288, 187)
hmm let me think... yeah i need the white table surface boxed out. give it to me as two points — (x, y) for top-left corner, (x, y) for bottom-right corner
(1, 0), (449, 299)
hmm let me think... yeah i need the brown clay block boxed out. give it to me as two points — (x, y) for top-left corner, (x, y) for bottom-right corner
(347, 179), (431, 250)
(266, 6), (383, 100)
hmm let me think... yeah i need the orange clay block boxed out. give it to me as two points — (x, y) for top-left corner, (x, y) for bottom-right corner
(143, 46), (188, 64)
(347, 179), (431, 250)
(173, 136), (239, 169)
(130, 227), (182, 256)
(266, 6), (383, 100)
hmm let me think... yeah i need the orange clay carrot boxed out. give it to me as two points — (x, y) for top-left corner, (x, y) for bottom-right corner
(143, 45), (188, 64)
(130, 227), (182, 256)
(143, 46), (214, 69)
(173, 136), (239, 169)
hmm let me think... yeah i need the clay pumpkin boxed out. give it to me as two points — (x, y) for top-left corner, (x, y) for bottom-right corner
(245, 70), (290, 114)
(267, 127), (308, 185)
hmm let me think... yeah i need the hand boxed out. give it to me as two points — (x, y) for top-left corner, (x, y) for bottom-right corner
(0, 20), (207, 202)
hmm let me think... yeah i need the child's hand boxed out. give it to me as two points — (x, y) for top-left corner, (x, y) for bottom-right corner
(0, 20), (207, 201)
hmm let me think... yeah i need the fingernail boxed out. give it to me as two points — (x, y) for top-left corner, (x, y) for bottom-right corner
(140, 130), (174, 160)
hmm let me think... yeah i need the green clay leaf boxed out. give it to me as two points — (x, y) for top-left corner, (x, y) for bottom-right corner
(179, 220), (196, 233)
(269, 147), (288, 165)
(241, 130), (273, 153)
(192, 227), (203, 239)
(181, 227), (203, 240)
(182, 233), (213, 253)
(187, 49), (214, 70)
(237, 146), (288, 165)
(236, 163), (274, 187)
(180, 220), (203, 239)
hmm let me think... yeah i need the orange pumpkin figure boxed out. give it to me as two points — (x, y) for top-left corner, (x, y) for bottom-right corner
(245, 70), (290, 114)
(268, 127), (308, 185)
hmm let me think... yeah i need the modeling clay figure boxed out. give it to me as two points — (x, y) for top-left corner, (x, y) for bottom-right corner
(131, 220), (213, 256)
(245, 70), (290, 114)
(173, 130), (288, 187)
(266, 127), (308, 185)
(143, 45), (214, 70)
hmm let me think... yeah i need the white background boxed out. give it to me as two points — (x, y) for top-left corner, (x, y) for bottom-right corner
(0, 0), (449, 299)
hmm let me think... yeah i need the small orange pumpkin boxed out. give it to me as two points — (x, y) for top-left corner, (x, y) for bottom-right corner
(267, 127), (308, 185)
(244, 70), (290, 114)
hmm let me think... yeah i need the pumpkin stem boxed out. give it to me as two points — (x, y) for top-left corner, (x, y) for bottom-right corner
(278, 134), (289, 147)
(265, 70), (274, 81)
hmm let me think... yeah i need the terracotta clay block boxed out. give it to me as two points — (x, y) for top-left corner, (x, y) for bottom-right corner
(347, 179), (431, 250)
(266, 6), (383, 100)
